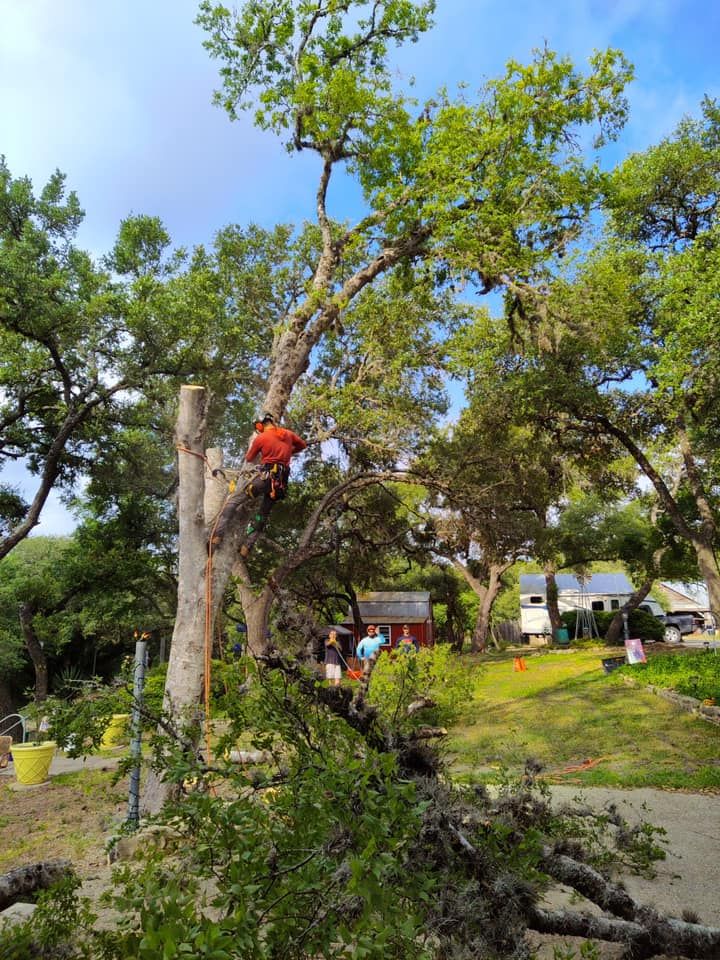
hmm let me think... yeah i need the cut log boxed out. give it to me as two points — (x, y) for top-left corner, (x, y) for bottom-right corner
(0, 860), (73, 909)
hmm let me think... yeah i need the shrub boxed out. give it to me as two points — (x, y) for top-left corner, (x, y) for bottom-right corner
(560, 608), (663, 644)
(368, 643), (474, 729)
(141, 662), (168, 717)
(619, 651), (720, 701)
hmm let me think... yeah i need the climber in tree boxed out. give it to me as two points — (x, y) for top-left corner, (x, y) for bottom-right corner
(210, 414), (307, 557)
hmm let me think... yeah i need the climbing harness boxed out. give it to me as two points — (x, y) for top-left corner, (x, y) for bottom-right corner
(244, 461), (290, 501)
(212, 467), (238, 494)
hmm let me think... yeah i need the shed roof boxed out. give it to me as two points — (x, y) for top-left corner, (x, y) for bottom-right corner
(320, 624), (354, 637)
(344, 591), (432, 623)
(520, 573), (634, 595)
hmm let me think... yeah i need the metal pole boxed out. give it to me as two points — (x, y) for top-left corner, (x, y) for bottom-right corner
(622, 610), (630, 643)
(126, 635), (148, 829)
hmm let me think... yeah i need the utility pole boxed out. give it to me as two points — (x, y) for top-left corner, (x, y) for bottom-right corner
(126, 632), (148, 829)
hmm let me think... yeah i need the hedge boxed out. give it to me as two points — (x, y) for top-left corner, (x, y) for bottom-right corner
(560, 608), (664, 644)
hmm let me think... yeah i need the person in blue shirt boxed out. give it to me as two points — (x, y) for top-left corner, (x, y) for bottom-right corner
(356, 624), (384, 677)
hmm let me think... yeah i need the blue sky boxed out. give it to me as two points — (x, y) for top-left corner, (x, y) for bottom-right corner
(1, 0), (718, 533)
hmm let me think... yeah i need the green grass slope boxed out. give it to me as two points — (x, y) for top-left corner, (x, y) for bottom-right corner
(449, 650), (720, 791)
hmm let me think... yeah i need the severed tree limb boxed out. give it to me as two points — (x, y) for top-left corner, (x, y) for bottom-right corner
(528, 905), (720, 960)
(410, 726), (448, 739)
(0, 860), (74, 910)
(407, 697), (436, 715)
(538, 846), (720, 958)
(253, 655), (720, 959)
(540, 846), (638, 920)
(528, 906), (652, 957)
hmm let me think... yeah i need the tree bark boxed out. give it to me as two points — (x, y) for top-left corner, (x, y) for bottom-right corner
(203, 447), (229, 527)
(18, 602), (48, 703)
(695, 539), (720, 629)
(605, 577), (653, 645)
(470, 561), (510, 652)
(142, 385), (210, 815)
(544, 561), (562, 639)
(234, 573), (275, 658)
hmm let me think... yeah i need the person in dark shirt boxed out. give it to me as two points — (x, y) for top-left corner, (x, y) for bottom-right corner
(324, 629), (343, 686)
(397, 623), (419, 654)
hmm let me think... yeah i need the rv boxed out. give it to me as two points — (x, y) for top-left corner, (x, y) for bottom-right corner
(520, 573), (695, 643)
(520, 573), (636, 639)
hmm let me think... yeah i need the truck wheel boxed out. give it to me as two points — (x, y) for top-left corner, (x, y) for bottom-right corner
(664, 625), (682, 643)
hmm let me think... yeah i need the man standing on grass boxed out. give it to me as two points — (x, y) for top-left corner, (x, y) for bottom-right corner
(357, 624), (384, 678)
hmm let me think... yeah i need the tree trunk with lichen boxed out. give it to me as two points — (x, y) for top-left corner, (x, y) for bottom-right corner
(18, 602), (48, 703)
(142, 386), (213, 815)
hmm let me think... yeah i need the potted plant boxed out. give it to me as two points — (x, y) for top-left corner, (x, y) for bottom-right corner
(11, 740), (57, 785)
(100, 712), (130, 747)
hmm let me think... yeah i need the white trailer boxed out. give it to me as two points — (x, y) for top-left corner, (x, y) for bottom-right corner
(520, 573), (639, 639)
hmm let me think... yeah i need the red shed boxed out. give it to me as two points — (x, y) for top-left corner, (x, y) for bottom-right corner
(342, 591), (434, 650)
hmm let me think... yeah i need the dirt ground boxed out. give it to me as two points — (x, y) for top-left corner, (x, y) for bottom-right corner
(2, 758), (719, 957)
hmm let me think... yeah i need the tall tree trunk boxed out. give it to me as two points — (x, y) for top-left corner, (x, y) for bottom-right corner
(142, 386), (211, 815)
(593, 415), (720, 626)
(235, 574), (275, 658)
(0, 677), (16, 719)
(18, 602), (48, 703)
(544, 561), (562, 639)
(470, 562), (510, 653)
(678, 425), (720, 626)
(695, 539), (720, 628)
(345, 582), (365, 640)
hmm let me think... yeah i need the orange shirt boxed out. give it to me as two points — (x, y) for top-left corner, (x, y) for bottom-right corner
(245, 426), (307, 467)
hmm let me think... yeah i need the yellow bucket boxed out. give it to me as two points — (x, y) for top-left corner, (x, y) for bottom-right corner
(101, 713), (130, 748)
(12, 741), (56, 785)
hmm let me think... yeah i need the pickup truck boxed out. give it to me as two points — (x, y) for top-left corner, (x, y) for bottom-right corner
(638, 601), (697, 643)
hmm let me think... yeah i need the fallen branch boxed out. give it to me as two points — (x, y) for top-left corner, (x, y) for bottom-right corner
(0, 860), (74, 910)
(407, 697), (436, 716)
(410, 726), (448, 739)
(528, 906), (651, 956)
(538, 846), (720, 958)
(252, 655), (720, 958)
(540, 846), (637, 920)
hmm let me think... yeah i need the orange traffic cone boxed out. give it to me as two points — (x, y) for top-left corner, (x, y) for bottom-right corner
(513, 657), (528, 672)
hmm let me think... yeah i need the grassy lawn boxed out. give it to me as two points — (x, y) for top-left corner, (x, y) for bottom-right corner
(449, 648), (720, 791)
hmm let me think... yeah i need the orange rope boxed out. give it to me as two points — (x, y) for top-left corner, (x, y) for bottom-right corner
(175, 444), (211, 467)
(554, 757), (608, 775)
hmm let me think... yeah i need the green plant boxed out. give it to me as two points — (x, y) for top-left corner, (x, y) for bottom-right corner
(617, 650), (720, 701)
(560, 608), (664, 644)
(140, 662), (168, 717)
(368, 643), (474, 730)
(552, 942), (601, 960)
(2, 874), (97, 960)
